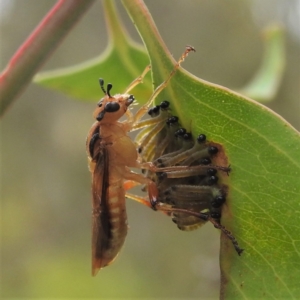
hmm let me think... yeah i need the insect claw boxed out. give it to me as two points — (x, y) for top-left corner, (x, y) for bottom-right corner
(148, 180), (159, 210)
(186, 45), (196, 52)
(150, 198), (158, 210)
(237, 248), (244, 256)
(208, 217), (243, 256)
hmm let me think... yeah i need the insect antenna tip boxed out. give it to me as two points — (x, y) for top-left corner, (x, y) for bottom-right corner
(107, 83), (113, 98)
(99, 78), (106, 95)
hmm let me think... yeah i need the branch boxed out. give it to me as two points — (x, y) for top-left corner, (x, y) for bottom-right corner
(0, 0), (96, 117)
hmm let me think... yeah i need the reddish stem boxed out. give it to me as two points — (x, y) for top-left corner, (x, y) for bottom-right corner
(0, 0), (96, 117)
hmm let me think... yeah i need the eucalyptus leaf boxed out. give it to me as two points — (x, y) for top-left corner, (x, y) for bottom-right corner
(122, 0), (300, 299)
(35, 0), (300, 297)
(239, 25), (286, 103)
(34, 0), (152, 102)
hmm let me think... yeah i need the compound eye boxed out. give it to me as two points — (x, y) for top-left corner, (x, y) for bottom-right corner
(105, 102), (120, 112)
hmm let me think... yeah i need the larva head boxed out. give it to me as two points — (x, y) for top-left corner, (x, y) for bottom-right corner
(93, 79), (135, 123)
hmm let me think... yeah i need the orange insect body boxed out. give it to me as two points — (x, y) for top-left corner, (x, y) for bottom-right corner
(87, 114), (131, 273)
(87, 48), (196, 276)
(86, 47), (243, 276)
(86, 82), (156, 275)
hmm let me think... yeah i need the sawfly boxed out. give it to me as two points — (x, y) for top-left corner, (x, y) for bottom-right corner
(86, 46), (242, 276)
(130, 105), (243, 254)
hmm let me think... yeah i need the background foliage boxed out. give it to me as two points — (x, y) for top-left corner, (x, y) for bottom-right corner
(1, 0), (300, 299)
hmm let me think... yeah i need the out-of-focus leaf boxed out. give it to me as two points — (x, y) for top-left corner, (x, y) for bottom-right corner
(239, 25), (285, 102)
(123, 1), (300, 299)
(34, 0), (151, 102)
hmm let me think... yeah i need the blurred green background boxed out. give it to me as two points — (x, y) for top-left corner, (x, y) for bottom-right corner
(1, 0), (299, 299)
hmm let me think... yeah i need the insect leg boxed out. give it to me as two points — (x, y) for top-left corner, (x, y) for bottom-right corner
(208, 216), (244, 255)
(123, 180), (141, 191)
(137, 121), (167, 156)
(139, 162), (231, 175)
(123, 169), (159, 204)
(124, 65), (151, 121)
(125, 192), (152, 208)
(125, 192), (185, 220)
(124, 65), (151, 94)
(153, 204), (243, 255)
(132, 46), (196, 125)
(132, 101), (170, 132)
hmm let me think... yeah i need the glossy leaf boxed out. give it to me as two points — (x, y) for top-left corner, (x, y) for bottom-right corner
(239, 25), (286, 102)
(34, 0), (300, 297)
(0, 0), (96, 116)
(122, 0), (300, 299)
(34, 0), (152, 101)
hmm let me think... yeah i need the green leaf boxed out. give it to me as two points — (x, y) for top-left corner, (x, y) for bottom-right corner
(34, 0), (152, 102)
(239, 25), (286, 102)
(123, 0), (300, 299)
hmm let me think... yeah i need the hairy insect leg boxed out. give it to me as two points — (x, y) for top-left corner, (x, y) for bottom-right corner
(137, 121), (167, 155)
(140, 162), (231, 175)
(152, 203), (243, 255)
(208, 216), (244, 255)
(132, 46), (196, 125)
(125, 192), (152, 208)
(152, 202), (208, 220)
(124, 65), (151, 122)
(123, 180), (141, 191)
(123, 169), (159, 204)
(124, 65), (151, 94)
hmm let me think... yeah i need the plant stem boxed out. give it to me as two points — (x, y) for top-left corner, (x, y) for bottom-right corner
(0, 0), (96, 117)
(122, 0), (174, 78)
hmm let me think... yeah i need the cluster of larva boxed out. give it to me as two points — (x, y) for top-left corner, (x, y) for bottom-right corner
(87, 46), (242, 276)
(131, 100), (243, 254)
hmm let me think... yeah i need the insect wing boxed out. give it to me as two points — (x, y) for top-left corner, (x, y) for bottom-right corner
(91, 142), (111, 275)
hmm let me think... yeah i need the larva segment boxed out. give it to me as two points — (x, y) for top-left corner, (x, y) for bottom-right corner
(132, 93), (243, 255)
(87, 47), (197, 275)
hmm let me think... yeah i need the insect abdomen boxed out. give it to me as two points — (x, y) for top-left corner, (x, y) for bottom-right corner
(92, 182), (127, 276)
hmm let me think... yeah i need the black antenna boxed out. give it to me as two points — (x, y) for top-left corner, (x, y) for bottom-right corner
(99, 78), (106, 95)
(107, 83), (113, 98)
